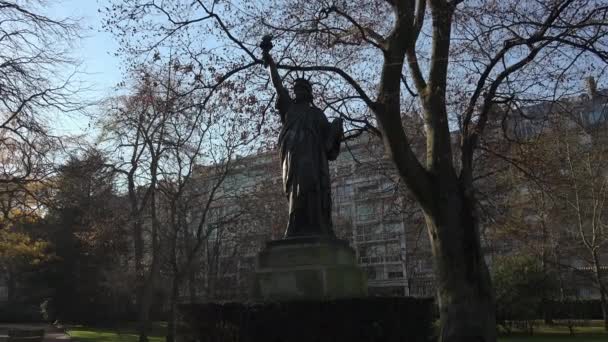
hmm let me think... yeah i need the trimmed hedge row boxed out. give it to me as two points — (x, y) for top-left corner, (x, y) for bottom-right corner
(496, 299), (604, 322)
(542, 300), (604, 320)
(179, 297), (434, 342)
(0, 299), (167, 324)
(0, 302), (42, 323)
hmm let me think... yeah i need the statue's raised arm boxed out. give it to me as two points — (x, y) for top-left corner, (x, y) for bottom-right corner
(260, 35), (291, 122)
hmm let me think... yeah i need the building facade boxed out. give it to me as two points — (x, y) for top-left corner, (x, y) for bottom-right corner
(188, 132), (434, 301)
(187, 81), (608, 302)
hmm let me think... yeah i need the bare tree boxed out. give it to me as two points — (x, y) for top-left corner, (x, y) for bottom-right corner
(535, 107), (607, 329)
(106, 1), (608, 340)
(158, 151), (240, 342)
(102, 54), (258, 341)
(557, 122), (607, 329)
(0, 0), (82, 190)
(0, 0), (83, 310)
(483, 91), (608, 328)
(99, 69), (173, 342)
(156, 96), (246, 342)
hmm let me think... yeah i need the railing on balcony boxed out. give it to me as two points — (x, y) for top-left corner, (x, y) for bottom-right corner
(358, 254), (401, 264)
(355, 213), (381, 223)
(355, 231), (402, 242)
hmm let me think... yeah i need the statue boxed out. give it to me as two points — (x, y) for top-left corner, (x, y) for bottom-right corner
(261, 36), (344, 238)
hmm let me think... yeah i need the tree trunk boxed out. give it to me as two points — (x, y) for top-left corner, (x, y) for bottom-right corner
(600, 291), (608, 332)
(188, 269), (196, 303)
(6, 268), (16, 304)
(137, 259), (160, 342)
(137, 172), (161, 342)
(540, 216), (552, 324)
(166, 277), (180, 342)
(137, 232), (163, 342)
(425, 187), (496, 342)
(592, 251), (608, 331)
(132, 217), (150, 342)
(137, 302), (150, 342)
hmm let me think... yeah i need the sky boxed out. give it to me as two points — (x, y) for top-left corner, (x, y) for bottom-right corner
(46, 0), (122, 136)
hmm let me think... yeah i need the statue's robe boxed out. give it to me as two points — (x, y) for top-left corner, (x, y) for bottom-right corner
(277, 99), (341, 238)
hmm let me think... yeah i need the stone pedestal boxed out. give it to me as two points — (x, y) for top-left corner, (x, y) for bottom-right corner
(253, 236), (367, 301)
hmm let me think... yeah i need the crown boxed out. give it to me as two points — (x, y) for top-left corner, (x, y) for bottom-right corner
(289, 70), (313, 91)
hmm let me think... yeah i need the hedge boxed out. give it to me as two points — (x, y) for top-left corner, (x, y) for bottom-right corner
(496, 299), (604, 322)
(178, 297), (434, 342)
(542, 300), (604, 320)
(0, 302), (42, 323)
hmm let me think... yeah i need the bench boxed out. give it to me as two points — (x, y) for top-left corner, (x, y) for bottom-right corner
(7, 329), (45, 342)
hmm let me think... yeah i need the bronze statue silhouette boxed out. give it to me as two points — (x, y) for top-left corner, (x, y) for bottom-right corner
(261, 36), (343, 238)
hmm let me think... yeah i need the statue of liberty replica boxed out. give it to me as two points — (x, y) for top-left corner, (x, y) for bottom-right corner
(253, 36), (367, 300)
(260, 35), (344, 238)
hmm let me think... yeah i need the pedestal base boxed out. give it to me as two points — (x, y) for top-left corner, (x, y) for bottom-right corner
(253, 236), (367, 300)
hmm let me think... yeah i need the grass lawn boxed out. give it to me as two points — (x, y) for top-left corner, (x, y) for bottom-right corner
(498, 322), (607, 342)
(68, 323), (165, 342)
(66, 321), (606, 342)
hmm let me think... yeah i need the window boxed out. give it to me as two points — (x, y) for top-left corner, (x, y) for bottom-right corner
(357, 202), (379, 221)
(368, 244), (386, 257)
(413, 280), (436, 297)
(358, 245), (369, 258)
(357, 225), (372, 236)
(413, 259), (434, 273)
(337, 164), (352, 176)
(365, 266), (378, 280)
(372, 224), (383, 235)
(220, 259), (237, 275)
(207, 223), (219, 240)
(386, 242), (401, 256)
(387, 265), (404, 279)
(239, 257), (255, 271)
(342, 185), (354, 198)
(359, 245), (386, 264)
(387, 271), (403, 279)
(379, 180), (396, 192)
(578, 287), (591, 298)
(0, 285), (7, 301)
(357, 182), (378, 194)
(384, 222), (402, 238)
(584, 107), (607, 125)
(357, 203), (373, 221)
(335, 205), (352, 219)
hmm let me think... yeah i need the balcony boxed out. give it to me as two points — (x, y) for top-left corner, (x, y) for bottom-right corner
(355, 232), (402, 243)
(368, 278), (407, 287)
(573, 265), (608, 272)
(358, 255), (401, 264)
(355, 213), (382, 224)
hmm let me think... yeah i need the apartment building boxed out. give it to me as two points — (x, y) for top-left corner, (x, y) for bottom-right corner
(329, 134), (432, 297)
(188, 80), (608, 302)
(189, 132), (434, 301)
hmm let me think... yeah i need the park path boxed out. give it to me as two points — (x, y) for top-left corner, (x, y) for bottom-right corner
(0, 323), (70, 341)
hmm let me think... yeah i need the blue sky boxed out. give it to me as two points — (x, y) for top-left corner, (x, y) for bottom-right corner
(46, 0), (122, 136)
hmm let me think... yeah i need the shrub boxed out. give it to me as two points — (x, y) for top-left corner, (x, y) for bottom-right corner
(492, 255), (558, 334)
